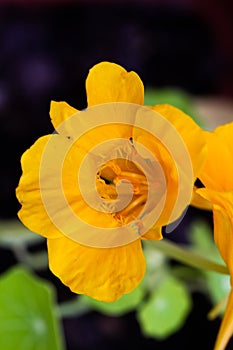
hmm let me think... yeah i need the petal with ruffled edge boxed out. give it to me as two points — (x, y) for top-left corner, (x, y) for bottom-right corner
(86, 62), (144, 106)
(16, 135), (63, 239)
(50, 100), (78, 130)
(47, 236), (146, 302)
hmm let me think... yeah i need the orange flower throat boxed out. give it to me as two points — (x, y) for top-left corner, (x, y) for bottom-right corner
(96, 158), (148, 225)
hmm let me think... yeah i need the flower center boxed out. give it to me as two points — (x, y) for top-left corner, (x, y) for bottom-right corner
(96, 158), (148, 225)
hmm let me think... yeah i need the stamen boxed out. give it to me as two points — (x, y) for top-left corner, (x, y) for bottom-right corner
(118, 194), (147, 217)
(133, 184), (148, 195)
(107, 161), (121, 175)
(96, 157), (151, 225)
(120, 171), (145, 181)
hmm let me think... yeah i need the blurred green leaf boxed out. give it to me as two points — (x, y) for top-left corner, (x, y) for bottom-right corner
(189, 220), (218, 257)
(206, 271), (230, 309)
(137, 276), (192, 339)
(0, 219), (44, 248)
(189, 220), (230, 311)
(144, 87), (205, 127)
(0, 267), (65, 350)
(59, 296), (91, 318)
(81, 284), (145, 316)
(142, 241), (169, 291)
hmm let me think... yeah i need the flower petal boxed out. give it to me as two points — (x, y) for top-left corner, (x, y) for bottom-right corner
(199, 122), (233, 191)
(132, 104), (206, 226)
(150, 104), (207, 178)
(196, 123), (233, 350)
(142, 227), (163, 240)
(47, 236), (146, 302)
(50, 100), (78, 130)
(133, 122), (185, 227)
(16, 135), (63, 239)
(191, 186), (212, 210)
(214, 289), (233, 350)
(86, 62), (144, 106)
(197, 189), (233, 271)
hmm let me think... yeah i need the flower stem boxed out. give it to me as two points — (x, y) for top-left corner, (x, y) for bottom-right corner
(11, 244), (48, 270)
(58, 298), (91, 318)
(151, 239), (229, 275)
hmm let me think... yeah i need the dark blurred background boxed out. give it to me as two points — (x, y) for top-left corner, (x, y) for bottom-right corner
(1, 0), (233, 349)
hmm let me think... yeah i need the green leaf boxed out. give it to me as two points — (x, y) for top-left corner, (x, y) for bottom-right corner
(144, 87), (205, 127)
(0, 267), (65, 350)
(80, 284), (145, 316)
(0, 219), (44, 248)
(189, 220), (218, 257)
(137, 276), (192, 339)
(142, 241), (169, 291)
(206, 271), (230, 307)
(189, 220), (230, 313)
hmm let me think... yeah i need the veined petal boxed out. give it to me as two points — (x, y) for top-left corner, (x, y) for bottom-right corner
(47, 236), (146, 302)
(197, 189), (233, 271)
(86, 62), (144, 106)
(16, 135), (63, 239)
(50, 100), (78, 130)
(214, 289), (233, 350)
(133, 126), (180, 226)
(149, 104), (207, 178)
(60, 135), (130, 229)
(69, 123), (133, 154)
(199, 123), (233, 191)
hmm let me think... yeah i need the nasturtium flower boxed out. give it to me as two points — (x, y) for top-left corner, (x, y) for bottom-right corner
(16, 62), (206, 302)
(196, 122), (233, 350)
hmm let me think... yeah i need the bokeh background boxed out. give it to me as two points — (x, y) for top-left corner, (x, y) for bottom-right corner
(1, 0), (233, 349)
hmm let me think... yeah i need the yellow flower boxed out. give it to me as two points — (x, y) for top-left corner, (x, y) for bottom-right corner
(16, 62), (206, 302)
(196, 122), (233, 350)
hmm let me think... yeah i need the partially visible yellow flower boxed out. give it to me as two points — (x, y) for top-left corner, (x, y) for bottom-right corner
(16, 62), (206, 302)
(196, 122), (233, 350)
